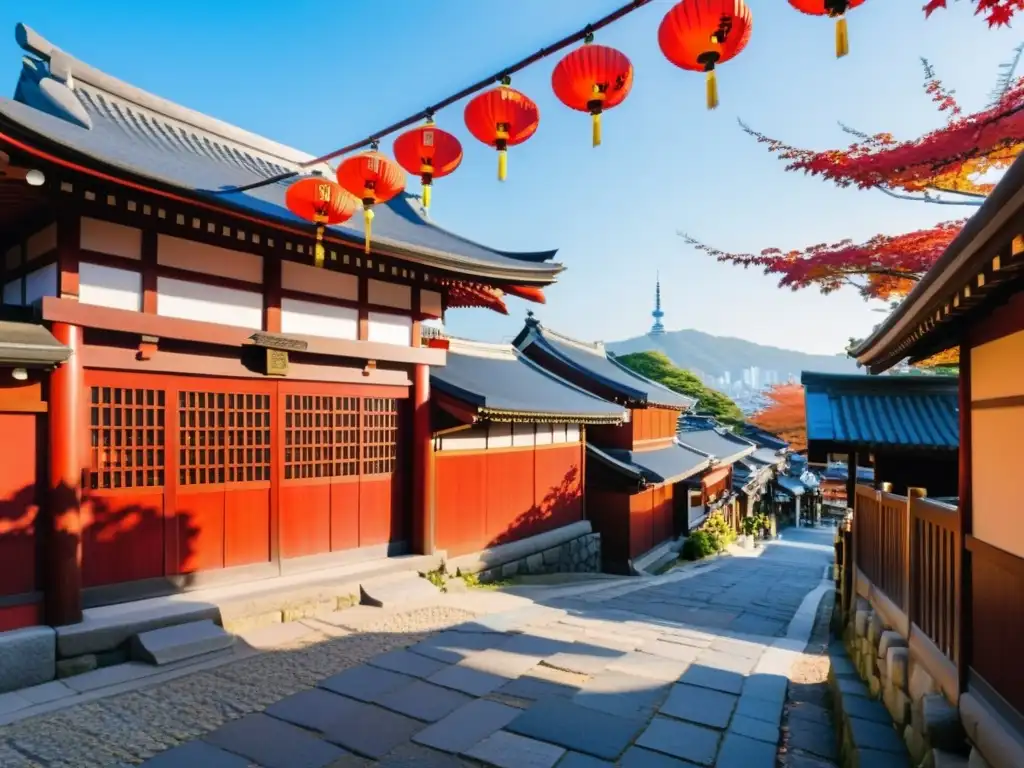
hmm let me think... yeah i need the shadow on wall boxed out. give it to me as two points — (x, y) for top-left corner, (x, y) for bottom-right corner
(0, 480), (202, 628)
(487, 465), (581, 549)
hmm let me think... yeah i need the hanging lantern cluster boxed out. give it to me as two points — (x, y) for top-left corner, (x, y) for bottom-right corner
(283, 0), (870, 273)
(789, 0), (865, 58)
(659, 0), (753, 110)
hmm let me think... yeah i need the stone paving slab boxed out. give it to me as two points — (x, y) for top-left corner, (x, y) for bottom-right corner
(618, 745), (696, 766)
(641, 639), (703, 663)
(697, 648), (758, 675)
(728, 713), (781, 744)
(605, 651), (692, 682)
(635, 716), (720, 766)
(557, 751), (616, 767)
(202, 712), (347, 768)
(572, 670), (670, 720)
(409, 630), (507, 664)
(679, 664), (745, 695)
(717, 732), (777, 768)
(374, 679), (473, 722)
(318, 665), (415, 703)
(463, 729), (565, 768)
(141, 740), (254, 767)
(735, 691), (786, 726)
(494, 665), (585, 701)
(742, 672), (789, 705)
(265, 687), (363, 733)
(427, 663), (509, 696)
(366, 649), (450, 679)
(659, 682), (737, 729)
(505, 696), (647, 760)
(412, 698), (520, 754)
(319, 702), (424, 759)
(540, 642), (625, 676)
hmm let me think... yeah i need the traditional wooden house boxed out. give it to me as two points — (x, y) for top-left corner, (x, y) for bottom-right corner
(676, 415), (758, 532)
(802, 372), (959, 498)
(0, 25), (563, 629)
(849, 151), (1024, 768)
(427, 337), (625, 558)
(513, 315), (704, 571)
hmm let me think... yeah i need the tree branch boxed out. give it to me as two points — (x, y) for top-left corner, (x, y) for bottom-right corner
(875, 186), (985, 206)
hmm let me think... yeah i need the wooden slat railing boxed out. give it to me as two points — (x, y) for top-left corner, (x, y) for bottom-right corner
(910, 496), (960, 662)
(855, 485), (909, 612)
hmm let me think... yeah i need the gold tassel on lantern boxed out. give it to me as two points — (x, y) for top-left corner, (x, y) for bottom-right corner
(836, 17), (849, 58)
(497, 149), (508, 181)
(706, 69), (719, 110)
(496, 123), (509, 181)
(422, 183), (432, 209)
(591, 112), (602, 148)
(420, 165), (434, 210)
(314, 224), (325, 268)
(363, 204), (374, 255)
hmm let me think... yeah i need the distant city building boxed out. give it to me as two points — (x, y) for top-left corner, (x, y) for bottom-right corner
(649, 274), (666, 337)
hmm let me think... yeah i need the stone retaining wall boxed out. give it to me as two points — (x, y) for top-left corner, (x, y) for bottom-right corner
(839, 596), (978, 768)
(469, 533), (602, 583)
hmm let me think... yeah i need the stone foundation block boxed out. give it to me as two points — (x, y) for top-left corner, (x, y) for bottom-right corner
(877, 630), (907, 661)
(887, 647), (909, 692)
(929, 748), (970, 768)
(921, 693), (967, 753)
(855, 610), (872, 638)
(869, 673), (882, 698)
(56, 653), (97, 679)
(867, 612), (886, 649)
(883, 683), (911, 727)
(909, 663), (939, 702)
(525, 553), (545, 574)
(905, 724), (929, 766)
(0, 626), (56, 692)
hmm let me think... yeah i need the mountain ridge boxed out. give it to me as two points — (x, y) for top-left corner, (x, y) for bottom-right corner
(605, 328), (861, 383)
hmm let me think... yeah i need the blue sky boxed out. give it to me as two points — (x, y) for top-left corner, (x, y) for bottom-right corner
(2, 2), (1019, 354)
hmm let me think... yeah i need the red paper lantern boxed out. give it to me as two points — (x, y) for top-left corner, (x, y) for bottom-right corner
(464, 83), (540, 181)
(392, 120), (463, 210)
(503, 284), (547, 304)
(336, 151), (406, 254)
(284, 175), (358, 267)
(658, 0), (753, 110)
(552, 41), (633, 147)
(789, 0), (866, 58)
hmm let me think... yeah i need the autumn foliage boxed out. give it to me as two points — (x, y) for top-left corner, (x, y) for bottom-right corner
(925, 0), (1024, 27)
(750, 383), (807, 453)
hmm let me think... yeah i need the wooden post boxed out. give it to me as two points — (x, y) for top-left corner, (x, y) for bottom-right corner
(907, 487), (927, 619)
(411, 363), (434, 555)
(46, 322), (84, 626)
(846, 448), (858, 618)
(957, 344), (972, 694)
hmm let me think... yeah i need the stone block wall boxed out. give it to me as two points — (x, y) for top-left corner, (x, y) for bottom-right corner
(841, 596), (975, 768)
(472, 533), (601, 583)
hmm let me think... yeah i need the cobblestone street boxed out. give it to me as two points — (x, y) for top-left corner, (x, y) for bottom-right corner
(0, 528), (837, 767)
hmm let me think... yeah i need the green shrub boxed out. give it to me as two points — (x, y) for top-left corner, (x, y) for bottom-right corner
(701, 511), (736, 552)
(682, 530), (716, 561)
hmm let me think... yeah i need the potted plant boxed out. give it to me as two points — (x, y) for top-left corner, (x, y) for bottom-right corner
(740, 515), (759, 549)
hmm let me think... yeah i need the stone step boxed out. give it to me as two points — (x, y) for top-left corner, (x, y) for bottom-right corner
(131, 620), (235, 666)
(359, 572), (441, 608)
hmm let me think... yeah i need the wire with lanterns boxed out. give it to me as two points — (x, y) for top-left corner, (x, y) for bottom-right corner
(268, 0), (868, 266)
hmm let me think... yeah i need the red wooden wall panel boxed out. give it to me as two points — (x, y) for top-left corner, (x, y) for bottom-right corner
(82, 491), (165, 587)
(225, 487), (271, 567)
(0, 412), (39, 596)
(434, 442), (585, 558)
(174, 489), (226, 573)
(330, 480), (360, 552)
(0, 602), (42, 632)
(359, 476), (394, 546)
(279, 483), (331, 559)
(587, 490), (631, 566)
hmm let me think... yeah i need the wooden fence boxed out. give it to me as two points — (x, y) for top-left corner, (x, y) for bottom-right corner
(854, 485), (961, 667)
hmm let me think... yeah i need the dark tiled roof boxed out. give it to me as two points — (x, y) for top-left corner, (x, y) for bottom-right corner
(587, 442), (711, 486)
(802, 372), (958, 451)
(0, 311), (70, 367)
(676, 415), (757, 465)
(514, 320), (696, 410)
(431, 340), (625, 424)
(775, 475), (808, 497)
(750, 447), (785, 466)
(738, 424), (789, 452)
(3, 25), (559, 282)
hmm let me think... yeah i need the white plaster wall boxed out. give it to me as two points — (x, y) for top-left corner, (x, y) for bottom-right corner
(437, 424), (487, 451)
(281, 260), (358, 301)
(157, 234), (263, 283)
(488, 422), (513, 449)
(552, 424), (568, 444)
(156, 276), (262, 329)
(512, 423), (536, 447)
(281, 297), (358, 340)
(566, 424), (581, 443)
(535, 424), (553, 446)
(24, 263), (57, 305)
(80, 217), (142, 260)
(367, 312), (412, 346)
(79, 262), (143, 311)
(368, 279), (412, 310)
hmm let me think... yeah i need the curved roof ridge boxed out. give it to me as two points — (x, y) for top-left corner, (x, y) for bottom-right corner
(446, 337), (518, 360)
(16, 23), (319, 169)
(536, 323), (607, 356)
(605, 353), (698, 408)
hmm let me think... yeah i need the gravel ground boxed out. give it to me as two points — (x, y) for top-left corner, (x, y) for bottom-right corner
(779, 588), (839, 768)
(0, 606), (476, 768)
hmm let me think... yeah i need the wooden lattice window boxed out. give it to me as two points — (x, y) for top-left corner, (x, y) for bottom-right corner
(88, 386), (166, 490)
(283, 395), (360, 480)
(362, 397), (398, 475)
(178, 391), (271, 485)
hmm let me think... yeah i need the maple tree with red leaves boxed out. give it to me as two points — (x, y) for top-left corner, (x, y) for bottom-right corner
(924, 0), (1024, 27)
(750, 383), (807, 453)
(682, 52), (1024, 303)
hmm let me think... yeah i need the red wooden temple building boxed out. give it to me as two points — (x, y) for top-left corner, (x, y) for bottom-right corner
(513, 315), (708, 571)
(428, 337), (625, 558)
(0, 24), (563, 630)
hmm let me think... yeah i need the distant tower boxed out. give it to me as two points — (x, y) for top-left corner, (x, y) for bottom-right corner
(649, 273), (666, 336)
